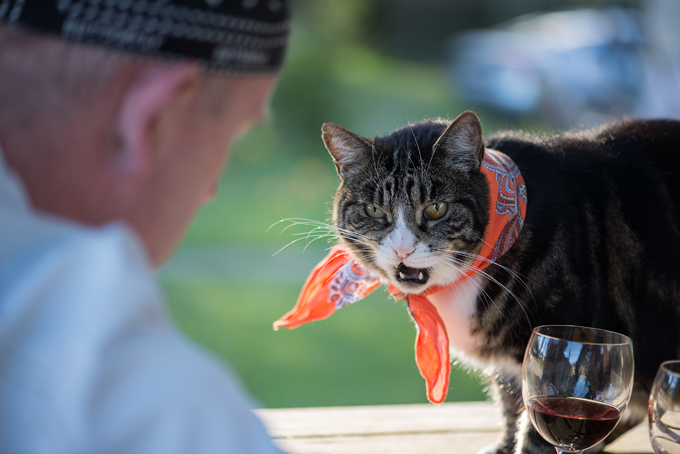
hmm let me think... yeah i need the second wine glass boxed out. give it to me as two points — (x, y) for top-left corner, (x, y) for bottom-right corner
(649, 360), (680, 453)
(522, 325), (635, 454)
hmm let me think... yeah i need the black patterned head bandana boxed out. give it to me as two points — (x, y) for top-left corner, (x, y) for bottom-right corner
(0, 0), (290, 74)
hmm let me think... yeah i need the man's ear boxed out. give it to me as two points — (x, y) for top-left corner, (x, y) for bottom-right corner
(113, 63), (201, 177)
(321, 122), (373, 178)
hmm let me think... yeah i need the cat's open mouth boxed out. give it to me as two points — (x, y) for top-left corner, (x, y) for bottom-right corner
(395, 263), (429, 285)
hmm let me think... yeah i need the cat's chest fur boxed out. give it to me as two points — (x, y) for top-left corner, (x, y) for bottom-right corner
(426, 274), (482, 357)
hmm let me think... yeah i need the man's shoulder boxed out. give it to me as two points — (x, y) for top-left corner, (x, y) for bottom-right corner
(0, 207), (150, 289)
(0, 207), (161, 350)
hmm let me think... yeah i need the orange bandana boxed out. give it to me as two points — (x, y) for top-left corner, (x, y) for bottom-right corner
(274, 149), (527, 404)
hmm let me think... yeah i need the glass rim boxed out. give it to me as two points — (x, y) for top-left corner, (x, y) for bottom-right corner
(532, 324), (633, 345)
(659, 360), (680, 376)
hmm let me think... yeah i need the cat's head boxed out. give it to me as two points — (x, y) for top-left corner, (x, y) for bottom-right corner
(323, 111), (490, 295)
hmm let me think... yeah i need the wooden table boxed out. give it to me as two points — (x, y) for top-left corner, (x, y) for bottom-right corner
(257, 402), (654, 454)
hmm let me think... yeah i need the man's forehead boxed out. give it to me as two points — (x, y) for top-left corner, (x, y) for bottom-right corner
(0, 0), (291, 75)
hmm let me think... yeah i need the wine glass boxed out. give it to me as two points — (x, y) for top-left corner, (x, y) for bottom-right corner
(522, 325), (635, 454)
(649, 360), (680, 453)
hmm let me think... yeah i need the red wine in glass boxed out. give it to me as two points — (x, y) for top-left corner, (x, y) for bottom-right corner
(522, 325), (634, 454)
(528, 396), (621, 451)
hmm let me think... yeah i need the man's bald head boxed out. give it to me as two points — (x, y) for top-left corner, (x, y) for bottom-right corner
(0, 23), (279, 264)
(0, 25), (128, 132)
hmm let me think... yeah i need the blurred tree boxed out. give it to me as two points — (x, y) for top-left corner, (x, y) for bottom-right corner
(271, 0), (383, 152)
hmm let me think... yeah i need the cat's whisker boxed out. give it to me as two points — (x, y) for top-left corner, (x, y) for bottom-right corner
(407, 121), (426, 180)
(350, 166), (380, 196)
(371, 144), (385, 189)
(303, 235), (335, 252)
(267, 218), (289, 232)
(434, 252), (525, 323)
(289, 225), (332, 235)
(289, 229), (335, 246)
(336, 229), (377, 249)
(472, 234), (496, 251)
(293, 222), (332, 230)
(437, 260), (496, 312)
(338, 234), (369, 244)
(270, 218), (344, 256)
(425, 130), (439, 176)
(336, 227), (367, 238)
(443, 250), (525, 284)
(290, 231), (331, 238)
(474, 268), (532, 329)
(403, 144), (420, 180)
(275, 217), (328, 227)
(449, 277), (484, 326)
(339, 235), (377, 249)
(439, 248), (535, 304)
(272, 220), (307, 235)
(294, 231), (338, 250)
(271, 217), (335, 235)
(347, 249), (376, 255)
(297, 236), (335, 249)
(435, 259), (501, 317)
(344, 241), (378, 250)
(273, 236), (319, 256)
(444, 256), (532, 328)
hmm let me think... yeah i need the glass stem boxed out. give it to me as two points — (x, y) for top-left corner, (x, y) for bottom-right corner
(555, 449), (581, 454)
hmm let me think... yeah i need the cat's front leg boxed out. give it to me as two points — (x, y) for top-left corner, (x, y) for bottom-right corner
(513, 411), (559, 454)
(480, 372), (555, 454)
(478, 373), (524, 454)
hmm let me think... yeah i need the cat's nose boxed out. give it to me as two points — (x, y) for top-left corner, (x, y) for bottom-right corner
(393, 245), (415, 262)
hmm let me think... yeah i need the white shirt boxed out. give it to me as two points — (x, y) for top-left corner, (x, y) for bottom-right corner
(0, 148), (285, 454)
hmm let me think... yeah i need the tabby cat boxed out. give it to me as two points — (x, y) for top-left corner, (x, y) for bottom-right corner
(320, 111), (680, 454)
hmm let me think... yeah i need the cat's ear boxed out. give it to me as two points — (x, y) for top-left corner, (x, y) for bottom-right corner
(321, 122), (373, 178)
(432, 110), (485, 171)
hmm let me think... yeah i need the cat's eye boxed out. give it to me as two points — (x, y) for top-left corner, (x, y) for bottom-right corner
(424, 202), (448, 220)
(365, 204), (386, 219)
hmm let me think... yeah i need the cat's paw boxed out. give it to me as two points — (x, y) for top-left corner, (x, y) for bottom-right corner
(476, 443), (511, 454)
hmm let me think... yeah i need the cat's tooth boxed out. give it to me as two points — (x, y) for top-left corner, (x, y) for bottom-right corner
(418, 271), (424, 281)
(399, 271), (406, 279)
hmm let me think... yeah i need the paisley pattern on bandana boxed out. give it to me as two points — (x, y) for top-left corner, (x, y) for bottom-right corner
(482, 151), (528, 261)
(328, 262), (378, 309)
